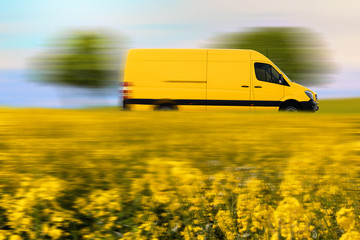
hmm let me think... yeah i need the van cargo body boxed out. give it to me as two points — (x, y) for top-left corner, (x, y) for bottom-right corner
(122, 49), (319, 112)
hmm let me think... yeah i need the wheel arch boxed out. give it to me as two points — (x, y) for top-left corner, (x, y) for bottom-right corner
(279, 99), (302, 111)
(153, 99), (178, 110)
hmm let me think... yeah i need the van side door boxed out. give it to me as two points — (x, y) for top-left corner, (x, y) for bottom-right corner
(207, 50), (251, 111)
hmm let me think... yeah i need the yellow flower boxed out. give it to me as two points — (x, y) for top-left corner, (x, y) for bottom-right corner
(48, 227), (62, 240)
(336, 208), (356, 231)
(9, 235), (22, 240)
(0, 231), (9, 240)
(216, 210), (237, 240)
(340, 231), (360, 240)
(197, 235), (205, 240)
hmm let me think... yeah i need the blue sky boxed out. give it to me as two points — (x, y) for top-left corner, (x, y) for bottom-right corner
(1, 0), (360, 107)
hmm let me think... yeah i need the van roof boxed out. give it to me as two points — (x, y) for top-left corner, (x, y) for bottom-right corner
(128, 49), (268, 61)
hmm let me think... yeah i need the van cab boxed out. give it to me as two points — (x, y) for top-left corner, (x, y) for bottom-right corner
(121, 49), (319, 112)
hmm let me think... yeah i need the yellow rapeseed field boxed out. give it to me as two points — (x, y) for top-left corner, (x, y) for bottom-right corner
(0, 109), (359, 239)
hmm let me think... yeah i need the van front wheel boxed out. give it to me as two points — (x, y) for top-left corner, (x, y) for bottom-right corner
(282, 105), (299, 112)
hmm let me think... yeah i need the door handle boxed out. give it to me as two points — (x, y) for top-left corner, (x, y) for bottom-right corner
(241, 85), (249, 88)
(254, 86), (262, 88)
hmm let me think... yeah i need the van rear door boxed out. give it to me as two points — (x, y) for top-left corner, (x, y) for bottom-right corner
(127, 49), (207, 111)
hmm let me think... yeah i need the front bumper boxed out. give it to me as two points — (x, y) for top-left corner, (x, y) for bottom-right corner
(300, 99), (319, 112)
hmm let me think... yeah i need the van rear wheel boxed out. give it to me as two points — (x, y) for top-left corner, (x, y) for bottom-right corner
(157, 105), (177, 111)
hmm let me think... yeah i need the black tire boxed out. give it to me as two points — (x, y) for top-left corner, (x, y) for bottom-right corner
(282, 104), (299, 112)
(157, 105), (177, 111)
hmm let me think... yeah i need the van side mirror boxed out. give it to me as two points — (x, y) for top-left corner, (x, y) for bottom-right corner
(279, 74), (283, 84)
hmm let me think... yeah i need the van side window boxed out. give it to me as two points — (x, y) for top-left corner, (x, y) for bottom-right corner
(254, 63), (281, 84)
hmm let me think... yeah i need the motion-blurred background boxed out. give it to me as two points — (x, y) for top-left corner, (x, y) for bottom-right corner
(0, 0), (359, 108)
(2, 2), (360, 239)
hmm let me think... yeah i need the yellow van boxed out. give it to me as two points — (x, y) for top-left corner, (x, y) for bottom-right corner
(121, 49), (318, 112)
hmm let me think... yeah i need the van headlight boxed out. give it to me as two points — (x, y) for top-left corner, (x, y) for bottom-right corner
(305, 91), (314, 100)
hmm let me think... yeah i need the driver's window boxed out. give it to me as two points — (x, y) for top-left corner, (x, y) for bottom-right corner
(270, 66), (280, 83)
(254, 63), (281, 84)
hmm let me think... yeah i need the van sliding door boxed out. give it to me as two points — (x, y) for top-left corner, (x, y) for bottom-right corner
(206, 50), (251, 111)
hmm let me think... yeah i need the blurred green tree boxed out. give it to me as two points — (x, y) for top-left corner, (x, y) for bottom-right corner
(209, 27), (334, 86)
(34, 30), (121, 89)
